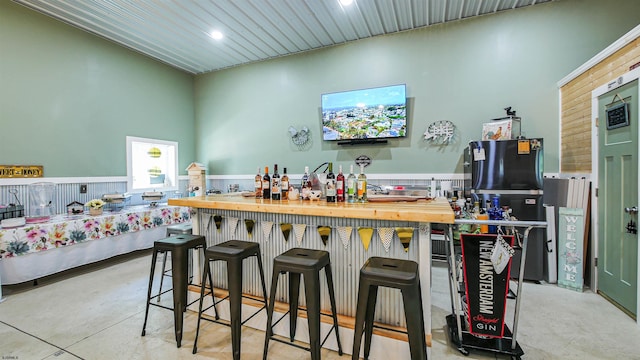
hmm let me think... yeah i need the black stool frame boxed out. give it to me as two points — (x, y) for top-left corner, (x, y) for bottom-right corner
(157, 224), (193, 302)
(263, 248), (343, 360)
(141, 234), (206, 348)
(352, 256), (428, 360)
(192, 240), (269, 360)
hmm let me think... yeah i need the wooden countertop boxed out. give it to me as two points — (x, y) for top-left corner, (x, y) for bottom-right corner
(169, 195), (455, 224)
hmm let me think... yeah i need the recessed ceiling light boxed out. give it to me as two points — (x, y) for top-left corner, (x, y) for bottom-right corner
(339, 0), (353, 6)
(210, 30), (223, 40)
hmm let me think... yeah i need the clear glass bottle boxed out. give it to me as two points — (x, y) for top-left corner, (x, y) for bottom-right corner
(254, 167), (262, 198)
(281, 167), (289, 199)
(357, 164), (367, 203)
(302, 166), (311, 200)
(347, 164), (356, 203)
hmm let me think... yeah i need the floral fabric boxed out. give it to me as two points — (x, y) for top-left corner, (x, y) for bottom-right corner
(0, 206), (190, 258)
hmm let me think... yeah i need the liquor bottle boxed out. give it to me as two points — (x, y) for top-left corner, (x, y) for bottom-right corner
(262, 166), (271, 199)
(271, 164), (281, 200)
(281, 167), (289, 199)
(254, 167), (262, 198)
(473, 201), (480, 215)
(346, 164), (356, 203)
(336, 164), (345, 202)
(325, 162), (336, 202)
(357, 164), (367, 203)
(301, 166), (311, 200)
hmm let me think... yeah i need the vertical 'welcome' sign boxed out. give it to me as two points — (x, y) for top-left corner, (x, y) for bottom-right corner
(557, 207), (585, 292)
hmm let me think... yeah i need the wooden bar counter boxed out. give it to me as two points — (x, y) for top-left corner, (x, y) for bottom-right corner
(169, 195), (454, 357)
(169, 194), (454, 223)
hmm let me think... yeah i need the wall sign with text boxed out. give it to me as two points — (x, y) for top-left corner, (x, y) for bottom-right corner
(0, 165), (43, 178)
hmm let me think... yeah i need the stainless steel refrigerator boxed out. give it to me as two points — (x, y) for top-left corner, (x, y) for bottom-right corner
(464, 138), (545, 282)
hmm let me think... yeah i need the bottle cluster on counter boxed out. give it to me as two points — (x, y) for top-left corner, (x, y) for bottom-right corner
(450, 192), (513, 235)
(254, 163), (367, 203)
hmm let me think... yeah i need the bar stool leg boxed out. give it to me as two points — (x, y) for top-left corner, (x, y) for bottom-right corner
(255, 251), (269, 308)
(206, 260), (219, 321)
(227, 258), (243, 360)
(263, 265), (281, 360)
(402, 284), (428, 360)
(192, 258), (211, 354)
(303, 270), (322, 360)
(170, 246), (188, 348)
(351, 279), (370, 360)
(288, 272), (301, 342)
(157, 251), (168, 302)
(141, 249), (160, 336)
(363, 285), (379, 359)
(324, 263), (343, 355)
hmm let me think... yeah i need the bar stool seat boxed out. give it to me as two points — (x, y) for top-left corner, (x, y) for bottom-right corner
(166, 224), (193, 236)
(352, 257), (427, 360)
(193, 240), (268, 360)
(141, 234), (206, 348)
(263, 248), (343, 360)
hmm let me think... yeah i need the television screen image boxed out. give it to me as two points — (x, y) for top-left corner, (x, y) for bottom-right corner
(321, 84), (407, 141)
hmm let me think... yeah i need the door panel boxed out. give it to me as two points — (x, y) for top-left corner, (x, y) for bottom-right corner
(598, 80), (638, 317)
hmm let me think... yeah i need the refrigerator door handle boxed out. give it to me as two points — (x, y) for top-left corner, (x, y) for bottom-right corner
(471, 189), (543, 195)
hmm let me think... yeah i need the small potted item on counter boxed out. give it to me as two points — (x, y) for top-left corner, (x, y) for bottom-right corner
(86, 199), (105, 216)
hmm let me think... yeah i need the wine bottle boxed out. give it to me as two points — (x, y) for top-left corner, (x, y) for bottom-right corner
(336, 164), (345, 202)
(271, 164), (281, 200)
(301, 166), (311, 200)
(254, 167), (262, 198)
(357, 164), (367, 203)
(262, 166), (271, 199)
(346, 164), (356, 203)
(281, 167), (289, 199)
(325, 162), (336, 202)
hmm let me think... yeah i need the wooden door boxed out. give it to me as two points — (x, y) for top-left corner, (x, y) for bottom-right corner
(597, 80), (638, 317)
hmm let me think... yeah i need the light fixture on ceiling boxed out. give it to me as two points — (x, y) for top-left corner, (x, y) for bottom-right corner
(209, 30), (223, 40)
(339, 0), (353, 6)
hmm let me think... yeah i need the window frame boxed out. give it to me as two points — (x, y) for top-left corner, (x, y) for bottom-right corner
(126, 136), (179, 193)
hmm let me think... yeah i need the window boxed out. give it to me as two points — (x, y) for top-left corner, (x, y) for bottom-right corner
(126, 136), (178, 193)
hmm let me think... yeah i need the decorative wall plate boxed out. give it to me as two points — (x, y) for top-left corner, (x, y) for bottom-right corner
(288, 126), (310, 146)
(424, 120), (456, 145)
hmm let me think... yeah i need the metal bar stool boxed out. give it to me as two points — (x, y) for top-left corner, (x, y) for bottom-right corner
(157, 224), (193, 301)
(263, 248), (343, 360)
(352, 257), (427, 360)
(141, 234), (206, 348)
(192, 240), (269, 360)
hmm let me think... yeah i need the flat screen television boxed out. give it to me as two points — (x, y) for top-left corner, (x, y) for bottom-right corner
(321, 84), (407, 142)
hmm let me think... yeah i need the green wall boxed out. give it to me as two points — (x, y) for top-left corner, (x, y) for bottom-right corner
(195, 0), (640, 175)
(2, 0), (639, 178)
(0, 1), (195, 177)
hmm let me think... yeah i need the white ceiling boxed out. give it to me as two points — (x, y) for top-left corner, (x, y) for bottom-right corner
(15, 0), (555, 74)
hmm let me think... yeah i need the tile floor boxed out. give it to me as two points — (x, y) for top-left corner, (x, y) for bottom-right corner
(0, 250), (638, 359)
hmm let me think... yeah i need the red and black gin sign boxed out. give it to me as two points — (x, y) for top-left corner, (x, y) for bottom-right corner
(460, 233), (514, 338)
